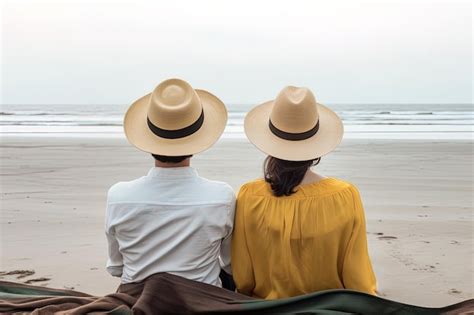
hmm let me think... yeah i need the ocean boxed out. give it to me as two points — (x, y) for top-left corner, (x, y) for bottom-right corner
(1, 103), (472, 140)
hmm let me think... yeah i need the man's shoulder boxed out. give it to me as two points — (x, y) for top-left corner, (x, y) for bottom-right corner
(196, 176), (235, 200)
(107, 177), (147, 203)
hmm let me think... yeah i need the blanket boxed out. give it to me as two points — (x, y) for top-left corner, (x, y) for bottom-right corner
(0, 273), (472, 314)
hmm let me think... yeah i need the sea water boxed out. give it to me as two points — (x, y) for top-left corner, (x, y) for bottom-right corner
(1, 103), (472, 140)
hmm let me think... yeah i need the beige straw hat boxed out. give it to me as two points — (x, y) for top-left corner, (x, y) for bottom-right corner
(244, 86), (343, 161)
(124, 78), (227, 156)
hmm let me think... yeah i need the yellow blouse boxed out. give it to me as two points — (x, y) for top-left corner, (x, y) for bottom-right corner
(231, 178), (377, 299)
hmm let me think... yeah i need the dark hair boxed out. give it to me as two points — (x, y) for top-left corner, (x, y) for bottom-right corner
(152, 154), (192, 164)
(264, 156), (321, 197)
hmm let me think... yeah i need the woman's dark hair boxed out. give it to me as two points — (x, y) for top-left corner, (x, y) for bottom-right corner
(152, 154), (192, 163)
(264, 156), (321, 197)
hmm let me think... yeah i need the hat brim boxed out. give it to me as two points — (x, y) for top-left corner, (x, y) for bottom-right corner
(244, 101), (344, 161)
(124, 89), (227, 156)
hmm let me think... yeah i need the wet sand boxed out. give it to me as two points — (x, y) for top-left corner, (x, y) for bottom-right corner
(0, 136), (472, 306)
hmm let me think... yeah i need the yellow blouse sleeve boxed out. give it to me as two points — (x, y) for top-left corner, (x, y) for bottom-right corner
(342, 186), (377, 295)
(231, 184), (255, 295)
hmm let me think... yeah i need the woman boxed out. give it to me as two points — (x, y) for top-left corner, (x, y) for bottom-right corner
(231, 86), (377, 299)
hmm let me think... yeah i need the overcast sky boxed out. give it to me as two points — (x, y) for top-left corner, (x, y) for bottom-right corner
(1, 0), (472, 105)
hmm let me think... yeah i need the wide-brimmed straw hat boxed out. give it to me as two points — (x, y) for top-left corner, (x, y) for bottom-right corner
(244, 86), (343, 161)
(124, 78), (227, 156)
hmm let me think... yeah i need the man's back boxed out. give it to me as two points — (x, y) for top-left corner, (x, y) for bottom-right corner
(105, 166), (235, 286)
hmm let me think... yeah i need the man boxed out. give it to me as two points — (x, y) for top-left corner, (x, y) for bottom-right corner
(105, 78), (235, 287)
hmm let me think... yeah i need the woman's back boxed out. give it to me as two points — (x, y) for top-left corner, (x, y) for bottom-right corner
(231, 178), (377, 299)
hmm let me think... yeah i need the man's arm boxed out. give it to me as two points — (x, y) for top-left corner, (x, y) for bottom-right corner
(105, 226), (123, 277)
(219, 190), (236, 275)
(105, 194), (124, 278)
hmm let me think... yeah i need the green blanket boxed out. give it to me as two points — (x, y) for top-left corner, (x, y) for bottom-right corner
(0, 273), (472, 314)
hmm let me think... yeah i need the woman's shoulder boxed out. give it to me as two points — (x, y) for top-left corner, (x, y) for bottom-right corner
(323, 177), (357, 190)
(298, 177), (360, 197)
(237, 179), (268, 196)
(236, 177), (361, 198)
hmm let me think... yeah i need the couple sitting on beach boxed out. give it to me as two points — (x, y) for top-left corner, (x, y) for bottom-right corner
(105, 78), (377, 300)
(3, 78), (472, 314)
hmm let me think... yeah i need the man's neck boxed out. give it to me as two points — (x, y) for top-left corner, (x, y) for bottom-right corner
(154, 159), (191, 168)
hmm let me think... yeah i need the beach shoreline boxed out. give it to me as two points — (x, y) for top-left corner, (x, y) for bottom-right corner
(0, 136), (472, 306)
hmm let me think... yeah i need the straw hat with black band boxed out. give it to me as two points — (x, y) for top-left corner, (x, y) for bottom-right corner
(244, 86), (344, 161)
(124, 78), (228, 156)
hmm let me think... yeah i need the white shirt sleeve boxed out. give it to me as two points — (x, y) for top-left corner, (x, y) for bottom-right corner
(219, 191), (236, 274)
(105, 203), (124, 277)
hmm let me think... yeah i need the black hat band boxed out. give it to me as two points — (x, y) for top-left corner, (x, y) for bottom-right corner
(147, 110), (205, 139)
(269, 119), (319, 141)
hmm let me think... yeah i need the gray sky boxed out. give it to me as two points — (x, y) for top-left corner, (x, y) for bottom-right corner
(1, 0), (472, 105)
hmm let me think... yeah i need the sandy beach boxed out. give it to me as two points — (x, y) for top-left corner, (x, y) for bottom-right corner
(0, 136), (472, 307)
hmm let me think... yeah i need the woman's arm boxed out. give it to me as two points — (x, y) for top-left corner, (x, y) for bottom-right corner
(231, 185), (255, 295)
(342, 185), (377, 295)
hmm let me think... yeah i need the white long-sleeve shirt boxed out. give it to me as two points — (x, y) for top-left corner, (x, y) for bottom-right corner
(105, 166), (235, 287)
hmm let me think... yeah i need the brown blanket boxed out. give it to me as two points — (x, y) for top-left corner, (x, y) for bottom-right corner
(0, 273), (472, 314)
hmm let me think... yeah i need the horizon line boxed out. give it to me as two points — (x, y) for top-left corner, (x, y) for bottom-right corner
(2, 103), (473, 106)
